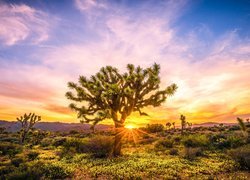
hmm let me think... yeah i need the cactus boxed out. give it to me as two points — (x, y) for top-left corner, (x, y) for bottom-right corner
(66, 63), (177, 156)
(16, 113), (41, 144)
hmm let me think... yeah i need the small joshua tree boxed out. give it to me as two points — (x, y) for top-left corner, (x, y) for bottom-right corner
(180, 114), (186, 135)
(237, 117), (246, 132)
(187, 122), (192, 130)
(66, 63), (177, 156)
(166, 122), (171, 130)
(237, 117), (248, 140)
(172, 122), (176, 130)
(17, 113), (41, 144)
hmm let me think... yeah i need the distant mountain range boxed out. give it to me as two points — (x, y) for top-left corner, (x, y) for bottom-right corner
(0, 120), (237, 132)
(0, 120), (113, 132)
(192, 122), (237, 127)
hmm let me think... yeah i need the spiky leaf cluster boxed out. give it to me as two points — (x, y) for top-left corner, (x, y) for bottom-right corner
(17, 113), (41, 131)
(66, 63), (177, 126)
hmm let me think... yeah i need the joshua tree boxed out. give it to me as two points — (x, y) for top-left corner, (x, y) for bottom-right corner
(166, 122), (171, 130)
(246, 118), (250, 124)
(180, 114), (186, 135)
(187, 122), (192, 129)
(17, 113), (41, 144)
(237, 117), (246, 132)
(66, 63), (177, 156)
(172, 122), (176, 130)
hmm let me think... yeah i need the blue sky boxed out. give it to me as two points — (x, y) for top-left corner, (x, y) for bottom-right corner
(0, 0), (250, 125)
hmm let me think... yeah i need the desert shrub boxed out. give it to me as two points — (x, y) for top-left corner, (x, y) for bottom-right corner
(88, 135), (113, 158)
(173, 136), (181, 144)
(0, 142), (22, 157)
(29, 130), (47, 145)
(63, 138), (89, 153)
(184, 147), (203, 160)
(0, 166), (16, 179)
(228, 144), (250, 170)
(69, 130), (79, 135)
(169, 148), (178, 155)
(210, 134), (245, 149)
(11, 157), (24, 167)
(182, 134), (209, 148)
(155, 139), (174, 149)
(27, 151), (39, 160)
(43, 163), (72, 179)
(146, 124), (164, 133)
(229, 125), (240, 131)
(6, 162), (44, 180)
(209, 134), (228, 149)
(6, 169), (29, 180)
(142, 134), (150, 139)
(0, 127), (6, 133)
(227, 135), (245, 148)
(0, 136), (19, 143)
(52, 137), (67, 147)
(40, 138), (53, 147)
(139, 138), (156, 145)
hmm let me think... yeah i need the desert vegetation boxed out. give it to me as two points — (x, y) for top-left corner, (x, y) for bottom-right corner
(0, 118), (250, 179)
(0, 64), (250, 179)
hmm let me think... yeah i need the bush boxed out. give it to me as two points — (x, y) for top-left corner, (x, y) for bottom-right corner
(227, 135), (245, 148)
(6, 162), (44, 180)
(69, 130), (79, 135)
(210, 134), (245, 149)
(53, 137), (67, 147)
(184, 147), (203, 160)
(146, 124), (164, 133)
(11, 157), (24, 167)
(0, 136), (19, 143)
(27, 151), (39, 160)
(182, 134), (209, 148)
(0, 142), (22, 157)
(229, 125), (240, 131)
(43, 164), (70, 179)
(88, 136), (113, 158)
(173, 136), (181, 144)
(63, 138), (89, 153)
(228, 144), (250, 170)
(30, 130), (47, 145)
(139, 138), (156, 145)
(6, 169), (29, 180)
(40, 138), (53, 147)
(155, 139), (174, 149)
(169, 148), (178, 155)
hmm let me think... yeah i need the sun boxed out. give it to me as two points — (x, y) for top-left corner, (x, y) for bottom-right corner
(125, 124), (135, 129)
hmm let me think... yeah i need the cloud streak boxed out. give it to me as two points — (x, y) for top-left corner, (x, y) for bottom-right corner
(0, 3), (51, 46)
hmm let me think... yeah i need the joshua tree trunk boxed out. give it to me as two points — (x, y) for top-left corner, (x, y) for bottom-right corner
(20, 131), (27, 144)
(113, 122), (124, 156)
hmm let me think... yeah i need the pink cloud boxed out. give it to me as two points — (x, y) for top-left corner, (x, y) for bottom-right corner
(0, 3), (51, 45)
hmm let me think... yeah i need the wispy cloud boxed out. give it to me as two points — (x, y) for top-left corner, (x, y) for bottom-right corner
(75, 0), (107, 12)
(0, 3), (51, 46)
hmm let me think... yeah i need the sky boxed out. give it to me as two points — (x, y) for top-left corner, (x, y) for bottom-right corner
(0, 0), (250, 126)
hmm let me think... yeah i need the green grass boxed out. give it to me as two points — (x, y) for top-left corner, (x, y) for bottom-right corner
(67, 151), (238, 179)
